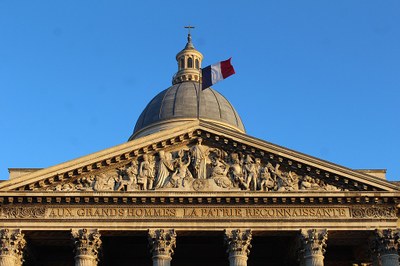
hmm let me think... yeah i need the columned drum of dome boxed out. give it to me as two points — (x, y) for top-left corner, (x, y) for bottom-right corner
(129, 34), (245, 140)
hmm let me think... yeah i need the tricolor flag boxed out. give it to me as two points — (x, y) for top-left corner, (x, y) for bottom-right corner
(201, 58), (235, 90)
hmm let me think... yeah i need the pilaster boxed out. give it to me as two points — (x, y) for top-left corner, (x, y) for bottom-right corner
(0, 229), (26, 266)
(148, 229), (177, 266)
(71, 229), (102, 266)
(374, 229), (400, 266)
(299, 229), (328, 266)
(224, 229), (252, 266)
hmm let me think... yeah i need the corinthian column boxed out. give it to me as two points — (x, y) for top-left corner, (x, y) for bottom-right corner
(71, 229), (102, 266)
(224, 229), (252, 266)
(148, 229), (177, 266)
(299, 229), (328, 266)
(0, 229), (26, 266)
(374, 229), (400, 266)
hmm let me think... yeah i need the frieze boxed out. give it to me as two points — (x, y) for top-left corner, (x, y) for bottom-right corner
(0, 205), (396, 220)
(28, 138), (346, 193)
(1, 206), (46, 218)
(350, 206), (397, 219)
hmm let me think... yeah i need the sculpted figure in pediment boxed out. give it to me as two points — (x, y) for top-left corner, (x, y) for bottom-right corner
(275, 165), (299, 191)
(229, 153), (248, 190)
(243, 155), (259, 191)
(259, 165), (276, 191)
(190, 138), (210, 179)
(154, 151), (175, 189)
(170, 150), (193, 188)
(210, 149), (232, 188)
(115, 161), (138, 191)
(137, 154), (155, 190)
(94, 172), (118, 191)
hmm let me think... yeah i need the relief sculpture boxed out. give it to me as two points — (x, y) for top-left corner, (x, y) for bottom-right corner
(45, 138), (342, 192)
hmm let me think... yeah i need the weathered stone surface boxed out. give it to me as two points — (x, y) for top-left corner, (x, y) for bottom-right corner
(71, 229), (102, 266)
(373, 229), (400, 266)
(0, 229), (26, 266)
(299, 229), (328, 266)
(225, 229), (252, 266)
(148, 229), (176, 266)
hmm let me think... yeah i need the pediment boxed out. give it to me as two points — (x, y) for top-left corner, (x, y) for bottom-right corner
(0, 121), (398, 193)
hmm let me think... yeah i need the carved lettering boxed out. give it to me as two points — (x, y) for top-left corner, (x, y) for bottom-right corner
(1, 206), (396, 220)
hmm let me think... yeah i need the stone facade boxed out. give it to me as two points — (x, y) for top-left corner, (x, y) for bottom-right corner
(0, 34), (399, 265)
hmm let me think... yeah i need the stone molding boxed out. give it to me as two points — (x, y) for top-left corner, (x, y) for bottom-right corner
(71, 229), (102, 263)
(0, 229), (26, 266)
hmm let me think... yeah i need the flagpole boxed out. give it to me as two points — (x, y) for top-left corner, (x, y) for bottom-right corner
(198, 67), (201, 120)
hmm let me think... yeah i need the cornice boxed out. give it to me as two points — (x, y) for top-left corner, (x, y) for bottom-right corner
(0, 191), (399, 206)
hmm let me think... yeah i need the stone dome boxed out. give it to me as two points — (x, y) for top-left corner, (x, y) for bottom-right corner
(128, 32), (245, 140)
(129, 82), (245, 139)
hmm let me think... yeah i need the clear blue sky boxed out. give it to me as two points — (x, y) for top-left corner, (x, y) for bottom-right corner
(0, 1), (399, 181)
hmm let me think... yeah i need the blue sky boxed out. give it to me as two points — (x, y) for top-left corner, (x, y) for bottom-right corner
(0, 1), (399, 181)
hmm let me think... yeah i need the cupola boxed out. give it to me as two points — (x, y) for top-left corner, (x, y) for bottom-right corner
(172, 33), (203, 84)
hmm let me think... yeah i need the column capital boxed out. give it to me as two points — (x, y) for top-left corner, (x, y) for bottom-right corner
(373, 229), (400, 256)
(71, 229), (102, 261)
(0, 229), (26, 265)
(148, 229), (177, 257)
(300, 229), (328, 257)
(224, 229), (252, 256)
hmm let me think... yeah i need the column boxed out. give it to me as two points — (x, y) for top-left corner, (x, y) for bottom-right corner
(224, 229), (252, 266)
(148, 229), (177, 266)
(369, 237), (380, 266)
(0, 229), (26, 266)
(374, 229), (400, 266)
(71, 229), (102, 266)
(299, 229), (328, 266)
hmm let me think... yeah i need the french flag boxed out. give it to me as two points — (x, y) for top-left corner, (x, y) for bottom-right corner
(201, 58), (235, 90)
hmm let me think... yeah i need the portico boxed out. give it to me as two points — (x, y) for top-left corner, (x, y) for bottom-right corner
(1, 34), (399, 266)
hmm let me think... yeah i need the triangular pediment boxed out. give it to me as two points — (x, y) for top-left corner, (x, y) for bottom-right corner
(0, 121), (398, 193)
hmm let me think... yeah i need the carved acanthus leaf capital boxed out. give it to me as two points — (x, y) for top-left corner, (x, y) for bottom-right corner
(0, 229), (26, 264)
(300, 229), (328, 257)
(148, 229), (177, 256)
(373, 229), (400, 255)
(71, 229), (102, 260)
(224, 229), (252, 256)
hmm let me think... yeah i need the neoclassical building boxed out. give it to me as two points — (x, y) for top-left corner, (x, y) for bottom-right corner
(0, 34), (399, 266)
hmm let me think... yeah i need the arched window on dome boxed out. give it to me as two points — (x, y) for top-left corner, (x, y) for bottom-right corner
(187, 57), (193, 68)
(195, 59), (199, 69)
(180, 58), (185, 69)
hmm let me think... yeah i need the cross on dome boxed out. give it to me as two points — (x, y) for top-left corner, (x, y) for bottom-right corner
(172, 27), (203, 84)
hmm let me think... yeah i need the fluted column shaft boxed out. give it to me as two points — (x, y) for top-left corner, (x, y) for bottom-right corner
(225, 229), (252, 266)
(374, 229), (400, 266)
(299, 229), (328, 266)
(0, 229), (26, 266)
(148, 229), (176, 266)
(0, 255), (19, 266)
(71, 229), (102, 266)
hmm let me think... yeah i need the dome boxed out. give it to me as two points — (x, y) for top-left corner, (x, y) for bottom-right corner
(128, 32), (245, 140)
(129, 82), (245, 139)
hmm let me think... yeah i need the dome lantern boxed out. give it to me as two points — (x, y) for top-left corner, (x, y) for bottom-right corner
(172, 32), (203, 85)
